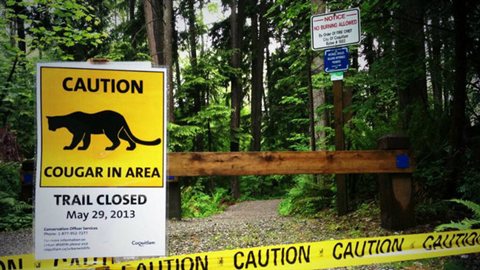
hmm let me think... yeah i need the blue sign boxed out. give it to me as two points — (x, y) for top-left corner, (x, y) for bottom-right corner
(324, 47), (349, 73)
(396, 154), (410, 169)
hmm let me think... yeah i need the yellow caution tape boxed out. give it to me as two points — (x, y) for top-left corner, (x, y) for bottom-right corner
(2, 229), (479, 270)
(0, 255), (114, 270)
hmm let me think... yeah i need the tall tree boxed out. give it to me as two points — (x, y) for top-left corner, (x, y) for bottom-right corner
(426, 6), (444, 113)
(186, 0), (204, 151)
(164, 0), (174, 122)
(448, 0), (468, 195)
(229, 0), (245, 199)
(310, 0), (326, 150)
(396, 0), (428, 127)
(144, 0), (165, 65)
(250, 0), (267, 151)
(10, 0), (26, 55)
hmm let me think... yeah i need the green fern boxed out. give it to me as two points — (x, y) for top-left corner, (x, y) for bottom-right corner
(449, 199), (480, 218)
(0, 191), (33, 231)
(435, 199), (480, 231)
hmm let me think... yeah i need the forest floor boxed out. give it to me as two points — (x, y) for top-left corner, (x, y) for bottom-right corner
(1, 199), (479, 269)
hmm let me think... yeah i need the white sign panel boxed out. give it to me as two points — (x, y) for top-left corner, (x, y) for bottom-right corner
(35, 62), (167, 259)
(311, 8), (361, 50)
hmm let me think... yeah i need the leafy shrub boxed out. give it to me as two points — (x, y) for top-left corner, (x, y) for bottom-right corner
(415, 200), (452, 225)
(0, 162), (32, 231)
(240, 175), (291, 200)
(181, 184), (229, 218)
(0, 191), (32, 231)
(0, 162), (20, 195)
(457, 151), (480, 203)
(436, 199), (480, 231)
(278, 175), (334, 216)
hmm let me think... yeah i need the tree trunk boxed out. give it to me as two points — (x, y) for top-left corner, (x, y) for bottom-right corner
(129, 0), (136, 21)
(310, 0), (326, 150)
(14, 0), (26, 55)
(428, 14), (443, 113)
(448, 0), (467, 196)
(230, 0), (245, 199)
(186, 0), (204, 151)
(396, 0), (428, 128)
(250, 0), (266, 151)
(164, 0), (175, 122)
(144, 0), (164, 65)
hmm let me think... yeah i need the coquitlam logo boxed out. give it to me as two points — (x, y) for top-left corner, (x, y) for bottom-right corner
(132, 240), (156, 247)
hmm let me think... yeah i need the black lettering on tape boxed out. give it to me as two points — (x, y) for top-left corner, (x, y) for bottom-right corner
(334, 238), (404, 259)
(134, 256), (207, 270)
(234, 245), (310, 269)
(0, 258), (22, 270)
(423, 231), (480, 251)
(234, 251), (244, 269)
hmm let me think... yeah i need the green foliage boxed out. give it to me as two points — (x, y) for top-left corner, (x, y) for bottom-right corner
(436, 199), (480, 231)
(23, 0), (108, 60)
(240, 175), (290, 200)
(344, 71), (399, 150)
(184, 104), (232, 150)
(457, 150), (480, 202)
(0, 191), (33, 231)
(0, 21), (35, 157)
(167, 123), (203, 152)
(181, 184), (230, 218)
(278, 175), (334, 217)
(415, 200), (451, 225)
(0, 162), (32, 231)
(0, 162), (20, 194)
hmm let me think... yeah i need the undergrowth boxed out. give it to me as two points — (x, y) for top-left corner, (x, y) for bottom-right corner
(181, 184), (230, 218)
(278, 175), (335, 216)
(436, 199), (480, 231)
(0, 162), (32, 231)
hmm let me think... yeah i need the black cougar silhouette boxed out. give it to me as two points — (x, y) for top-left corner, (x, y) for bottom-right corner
(47, 110), (161, 151)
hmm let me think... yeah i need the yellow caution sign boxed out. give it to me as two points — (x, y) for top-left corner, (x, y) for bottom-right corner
(38, 64), (165, 187)
(2, 229), (479, 269)
(35, 62), (168, 260)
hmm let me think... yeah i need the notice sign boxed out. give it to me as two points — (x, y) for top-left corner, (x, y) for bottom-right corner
(311, 8), (361, 50)
(35, 62), (167, 259)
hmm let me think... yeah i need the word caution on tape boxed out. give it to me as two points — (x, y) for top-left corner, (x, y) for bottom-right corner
(1, 229), (479, 270)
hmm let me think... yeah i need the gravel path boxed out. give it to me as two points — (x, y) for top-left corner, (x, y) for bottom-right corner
(1, 199), (329, 257)
(168, 199), (328, 255)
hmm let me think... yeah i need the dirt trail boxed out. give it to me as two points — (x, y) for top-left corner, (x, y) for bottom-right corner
(1, 199), (327, 257)
(214, 199), (282, 219)
(167, 199), (328, 255)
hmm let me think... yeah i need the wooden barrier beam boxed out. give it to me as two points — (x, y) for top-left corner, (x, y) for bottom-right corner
(167, 150), (414, 176)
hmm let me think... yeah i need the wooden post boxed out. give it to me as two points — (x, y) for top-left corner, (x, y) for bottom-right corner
(167, 177), (182, 219)
(333, 80), (348, 215)
(377, 135), (415, 230)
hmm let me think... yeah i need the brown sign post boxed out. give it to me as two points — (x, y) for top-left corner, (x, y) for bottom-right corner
(333, 79), (348, 215)
(312, 8), (361, 215)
